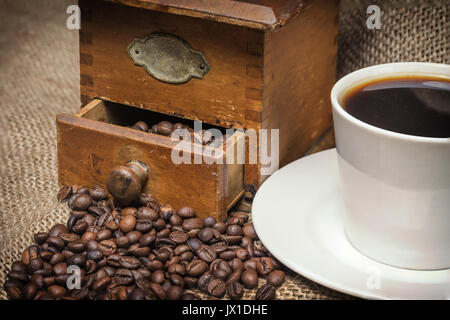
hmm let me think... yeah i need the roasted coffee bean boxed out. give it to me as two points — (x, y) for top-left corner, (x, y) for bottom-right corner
(255, 283), (276, 300)
(153, 218), (166, 231)
(137, 231), (155, 247)
(71, 287), (89, 300)
(72, 220), (88, 234)
(244, 259), (258, 270)
(81, 231), (96, 242)
(213, 222), (226, 234)
(198, 228), (215, 243)
(126, 231), (142, 244)
(230, 258), (244, 271)
(89, 206), (106, 217)
(59, 232), (80, 243)
(9, 270), (28, 282)
(159, 204), (173, 220)
(179, 251), (194, 262)
(267, 270), (285, 287)
(95, 229), (111, 242)
(48, 285), (66, 298)
(85, 260), (97, 274)
(114, 269), (134, 285)
(71, 194), (93, 211)
(187, 228), (200, 239)
(30, 274), (44, 289)
(197, 272), (213, 291)
(256, 257), (275, 276)
(197, 245), (217, 263)
(226, 270), (242, 284)
(93, 276), (111, 291)
(243, 223), (258, 239)
(68, 254), (86, 266)
(83, 214), (96, 226)
(167, 263), (186, 276)
(48, 224), (67, 238)
(157, 228), (171, 239)
(151, 270), (165, 284)
(174, 244), (190, 255)
(11, 261), (27, 273)
(28, 258), (43, 273)
(67, 194), (80, 210)
(48, 253), (64, 266)
(57, 186), (72, 202)
(86, 240), (98, 251)
(104, 220), (119, 231)
(86, 250), (103, 262)
(241, 269), (258, 289)
(169, 214), (182, 226)
(206, 279), (226, 298)
(227, 281), (244, 299)
(39, 251), (52, 262)
(167, 285), (183, 300)
(34, 232), (49, 245)
(227, 224), (243, 236)
(98, 240), (117, 256)
(182, 218), (203, 231)
(211, 242), (227, 254)
(6, 287), (23, 300)
(213, 269), (228, 280)
(135, 219), (152, 233)
(219, 251), (236, 261)
(89, 186), (108, 201)
(203, 216), (216, 228)
(169, 231), (188, 244)
(138, 193), (158, 207)
(120, 215), (136, 233)
(186, 260), (208, 277)
(147, 260), (163, 271)
(46, 236), (64, 250)
(66, 240), (85, 252)
(187, 238), (202, 253)
(177, 207), (195, 218)
(43, 276), (55, 287)
(169, 274), (184, 288)
(21, 246), (39, 264)
(137, 207), (158, 220)
(121, 207), (137, 216)
(235, 248), (249, 261)
(115, 236), (130, 248)
(155, 238), (176, 248)
(227, 216), (244, 226)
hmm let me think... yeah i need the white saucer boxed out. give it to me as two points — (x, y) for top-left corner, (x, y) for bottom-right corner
(252, 149), (450, 300)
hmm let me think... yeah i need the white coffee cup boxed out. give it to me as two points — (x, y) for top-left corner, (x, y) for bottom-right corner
(331, 62), (450, 270)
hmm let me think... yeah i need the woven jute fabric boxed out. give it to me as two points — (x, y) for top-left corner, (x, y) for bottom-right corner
(0, 0), (448, 300)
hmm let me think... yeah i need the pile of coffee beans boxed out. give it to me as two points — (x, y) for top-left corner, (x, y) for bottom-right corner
(3, 185), (285, 300)
(129, 120), (223, 145)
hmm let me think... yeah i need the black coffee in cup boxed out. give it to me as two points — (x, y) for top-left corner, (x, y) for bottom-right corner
(343, 76), (450, 138)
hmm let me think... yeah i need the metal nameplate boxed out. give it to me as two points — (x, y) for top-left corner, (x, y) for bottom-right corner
(128, 33), (209, 84)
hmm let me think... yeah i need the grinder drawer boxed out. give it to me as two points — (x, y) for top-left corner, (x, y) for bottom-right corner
(57, 99), (244, 221)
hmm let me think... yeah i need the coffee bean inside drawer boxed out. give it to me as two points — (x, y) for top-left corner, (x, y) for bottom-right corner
(57, 99), (244, 220)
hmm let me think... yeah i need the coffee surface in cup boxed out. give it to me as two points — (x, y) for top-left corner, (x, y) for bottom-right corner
(343, 76), (450, 138)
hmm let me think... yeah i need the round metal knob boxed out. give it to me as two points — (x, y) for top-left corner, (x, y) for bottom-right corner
(106, 160), (148, 205)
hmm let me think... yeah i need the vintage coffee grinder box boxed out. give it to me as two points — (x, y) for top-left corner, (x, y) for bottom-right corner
(57, 0), (339, 220)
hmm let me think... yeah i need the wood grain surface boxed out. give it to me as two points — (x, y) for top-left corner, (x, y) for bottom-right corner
(57, 99), (244, 221)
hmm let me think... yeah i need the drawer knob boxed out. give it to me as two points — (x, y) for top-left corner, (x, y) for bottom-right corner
(106, 160), (148, 205)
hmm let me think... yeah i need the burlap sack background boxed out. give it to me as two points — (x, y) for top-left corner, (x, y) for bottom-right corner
(0, 0), (448, 300)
